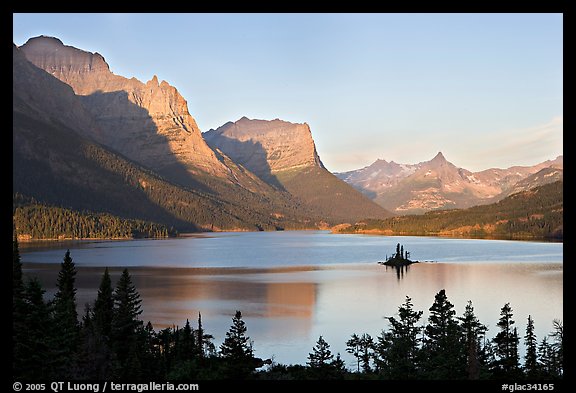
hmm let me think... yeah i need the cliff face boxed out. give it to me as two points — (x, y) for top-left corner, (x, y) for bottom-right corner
(204, 117), (324, 180)
(19, 36), (227, 177)
(205, 117), (392, 221)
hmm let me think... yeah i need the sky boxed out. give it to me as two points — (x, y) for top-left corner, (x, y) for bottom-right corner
(13, 13), (563, 173)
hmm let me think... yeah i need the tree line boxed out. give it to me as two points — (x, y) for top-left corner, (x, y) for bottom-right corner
(338, 181), (563, 241)
(13, 201), (175, 240)
(13, 239), (562, 380)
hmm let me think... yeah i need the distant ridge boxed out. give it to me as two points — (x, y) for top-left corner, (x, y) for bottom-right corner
(336, 152), (563, 214)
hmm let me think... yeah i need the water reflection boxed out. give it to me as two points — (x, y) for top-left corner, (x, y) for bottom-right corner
(384, 264), (411, 280)
(20, 233), (562, 367)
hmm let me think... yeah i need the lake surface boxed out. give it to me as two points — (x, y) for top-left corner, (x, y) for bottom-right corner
(20, 231), (563, 367)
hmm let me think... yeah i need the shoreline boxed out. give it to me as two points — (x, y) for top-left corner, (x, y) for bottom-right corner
(16, 226), (563, 245)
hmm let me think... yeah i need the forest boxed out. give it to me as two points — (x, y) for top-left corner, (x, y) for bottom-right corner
(13, 239), (563, 381)
(337, 181), (563, 240)
(13, 199), (175, 240)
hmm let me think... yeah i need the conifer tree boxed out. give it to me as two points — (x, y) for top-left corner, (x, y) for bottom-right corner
(459, 300), (488, 379)
(524, 315), (538, 378)
(111, 268), (143, 379)
(52, 249), (80, 377)
(346, 333), (361, 372)
(17, 278), (55, 379)
(93, 267), (114, 338)
(491, 303), (521, 378)
(423, 289), (464, 379)
(197, 312), (204, 359)
(220, 311), (255, 378)
(380, 296), (423, 379)
(307, 335), (334, 368)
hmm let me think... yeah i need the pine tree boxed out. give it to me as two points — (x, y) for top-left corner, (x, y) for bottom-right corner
(346, 333), (361, 372)
(78, 268), (115, 379)
(458, 300), (488, 380)
(177, 319), (196, 362)
(358, 333), (374, 373)
(93, 267), (114, 338)
(491, 303), (521, 378)
(195, 312), (215, 360)
(220, 311), (255, 378)
(52, 249), (80, 377)
(537, 337), (557, 379)
(111, 268), (143, 379)
(379, 296), (423, 379)
(307, 335), (334, 368)
(524, 315), (538, 378)
(17, 278), (56, 379)
(422, 289), (464, 379)
(197, 312), (204, 359)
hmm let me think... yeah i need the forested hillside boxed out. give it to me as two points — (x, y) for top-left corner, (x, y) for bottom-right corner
(335, 181), (563, 240)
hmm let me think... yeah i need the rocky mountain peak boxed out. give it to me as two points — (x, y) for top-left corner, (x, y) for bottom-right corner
(148, 75), (160, 86)
(204, 117), (325, 179)
(19, 36), (227, 178)
(21, 36), (111, 81)
(429, 151), (447, 164)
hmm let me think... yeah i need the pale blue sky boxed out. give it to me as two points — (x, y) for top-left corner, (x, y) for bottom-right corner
(13, 13), (562, 172)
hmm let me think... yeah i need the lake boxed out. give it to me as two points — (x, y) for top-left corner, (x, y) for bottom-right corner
(20, 231), (563, 367)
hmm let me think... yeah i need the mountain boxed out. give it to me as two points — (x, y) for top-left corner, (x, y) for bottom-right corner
(19, 36), (226, 179)
(14, 36), (387, 235)
(204, 117), (392, 221)
(13, 43), (325, 233)
(334, 180), (563, 240)
(336, 152), (563, 215)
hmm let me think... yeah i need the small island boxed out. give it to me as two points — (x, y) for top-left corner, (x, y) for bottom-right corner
(378, 243), (418, 267)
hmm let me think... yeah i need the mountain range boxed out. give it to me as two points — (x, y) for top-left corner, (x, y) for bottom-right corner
(13, 36), (390, 237)
(336, 152), (563, 215)
(12, 35), (562, 239)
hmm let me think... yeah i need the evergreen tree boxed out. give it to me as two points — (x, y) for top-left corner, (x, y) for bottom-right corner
(111, 268), (143, 379)
(93, 267), (114, 338)
(307, 335), (334, 368)
(195, 312), (215, 360)
(458, 300), (488, 380)
(537, 337), (557, 379)
(491, 303), (521, 378)
(346, 333), (362, 372)
(77, 304), (113, 380)
(197, 312), (204, 360)
(379, 296), (423, 379)
(346, 333), (374, 373)
(17, 278), (56, 379)
(524, 315), (538, 378)
(305, 336), (348, 379)
(52, 249), (80, 377)
(422, 289), (464, 379)
(358, 333), (374, 373)
(177, 319), (196, 362)
(220, 311), (255, 378)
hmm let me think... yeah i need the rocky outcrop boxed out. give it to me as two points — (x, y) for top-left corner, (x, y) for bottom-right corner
(204, 117), (324, 180)
(19, 36), (227, 177)
(205, 117), (391, 220)
(12, 44), (102, 140)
